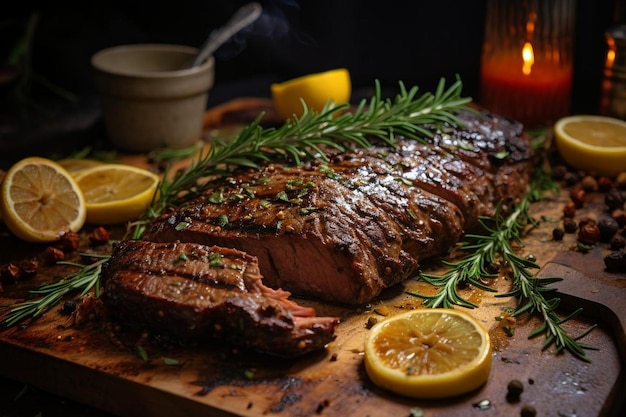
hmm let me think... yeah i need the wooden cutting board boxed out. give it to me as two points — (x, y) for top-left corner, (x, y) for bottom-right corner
(1, 161), (625, 417)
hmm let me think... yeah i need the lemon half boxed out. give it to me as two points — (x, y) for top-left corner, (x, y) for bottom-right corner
(74, 164), (160, 225)
(0, 157), (86, 242)
(554, 115), (626, 177)
(364, 308), (492, 399)
(271, 68), (351, 120)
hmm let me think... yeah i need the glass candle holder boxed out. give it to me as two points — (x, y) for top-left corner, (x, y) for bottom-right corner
(479, 0), (575, 128)
(600, 24), (626, 119)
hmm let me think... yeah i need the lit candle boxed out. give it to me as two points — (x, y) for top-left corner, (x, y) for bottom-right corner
(479, 0), (575, 128)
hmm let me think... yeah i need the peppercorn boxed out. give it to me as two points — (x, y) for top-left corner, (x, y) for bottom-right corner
(562, 201), (577, 218)
(551, 164), (568, 179)
(606, 189), (626, 212)
(90, 226), (110, 245)
(506, 379), (524, 402)
(612, 209), (626, 227)
(581, 175), (598, 192)
(605, 250), (626, 272)
(58, 231), (80, 252)
(563, 218), (577, 233)
(569, 187), (586, 208)
(598, 176), (614, 192)
(578, 216), (596, 228)
(610, 235), (626, 251)
(19, 258), (38, 277)
(552, 228), (565, 241)
(578, 223), (601, 245)
(0, 263), (20, 285)
(563, 171), (579, 186)
(521, 405), (537, 417)
(598, 215), (619, 242)
(43, 246), (65, 264)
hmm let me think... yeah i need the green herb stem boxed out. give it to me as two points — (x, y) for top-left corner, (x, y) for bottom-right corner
(408, 166), (596, 362)
(2, 256), (106, 327)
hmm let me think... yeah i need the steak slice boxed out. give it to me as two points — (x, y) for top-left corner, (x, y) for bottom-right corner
(143, 110), (533, 304)
(101, 240), (339, 357)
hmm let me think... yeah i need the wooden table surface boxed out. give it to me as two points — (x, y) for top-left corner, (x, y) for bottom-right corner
(1, 182), (625, 417)
(0, 100), (625, 416)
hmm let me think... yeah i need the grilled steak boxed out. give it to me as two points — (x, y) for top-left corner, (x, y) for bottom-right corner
(143, 110), (533, 305)
(101, 240), (339, 357)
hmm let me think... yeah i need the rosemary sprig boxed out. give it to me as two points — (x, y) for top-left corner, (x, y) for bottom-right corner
(130, 78), (472, 238)
(2, 255), (107, 327)
(5, 77), (473, 321)
(407, 167), (597, 362)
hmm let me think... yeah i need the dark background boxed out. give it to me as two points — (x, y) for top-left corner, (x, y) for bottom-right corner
(0, 0), (623, 113)
(1, 1), (625, 416)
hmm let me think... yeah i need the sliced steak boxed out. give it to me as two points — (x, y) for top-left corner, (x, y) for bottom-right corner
(101, 240), (339, 357)
(142, 110), (533, 304)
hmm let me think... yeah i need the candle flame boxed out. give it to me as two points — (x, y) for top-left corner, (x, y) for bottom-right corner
(522, 42), (534, 75)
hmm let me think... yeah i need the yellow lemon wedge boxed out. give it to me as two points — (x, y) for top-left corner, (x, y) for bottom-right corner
(554, 115), (626, 177)
(364, 308), (492, 399)
(0, 157), (86, 242)
(271, 68), (351, 120)
(74, 164), (160, 225)
(57, 158), (105, 175)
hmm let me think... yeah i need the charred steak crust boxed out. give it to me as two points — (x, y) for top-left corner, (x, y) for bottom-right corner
(101, 240), (339, 357)
(142, 111), (533, 304)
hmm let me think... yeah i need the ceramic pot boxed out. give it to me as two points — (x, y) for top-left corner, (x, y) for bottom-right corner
(92, 44), (215, 152)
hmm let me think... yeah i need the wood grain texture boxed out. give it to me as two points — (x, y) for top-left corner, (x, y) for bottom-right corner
(1, 168), (624, 417)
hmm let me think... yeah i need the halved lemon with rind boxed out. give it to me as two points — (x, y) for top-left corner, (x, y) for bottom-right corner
(74, 164), (160, 225)
(364, 308), (492, 399)
(271, 68), (351, 120)
(554, 115), (626, 177)
(0, 157), (86, 242)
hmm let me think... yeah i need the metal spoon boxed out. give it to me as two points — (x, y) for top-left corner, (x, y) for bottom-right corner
(188, 2), (263, 68)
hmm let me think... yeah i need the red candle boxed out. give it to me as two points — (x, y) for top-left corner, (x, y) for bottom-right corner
(480, 44), (573, 128)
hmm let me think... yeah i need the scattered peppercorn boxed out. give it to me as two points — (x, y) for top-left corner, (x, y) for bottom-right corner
(563, 171), (579, 186)
(43, 246), (65, 264)
(563, 218), (577, 233)
(520, 405), (537, 417)
(580, 175), (598, 192)
(61, 300), (78, 315)
(562, 201), (577, 218)
(610, 235), (626, 251)
(578, 216), (596, 228)
(598, 215), (619, 242)
(569, 187), (586, 208)
(58, 231), (80, 252)
(552, 228), (565, 241)
(19, 258), (38, 277)
(506, 379), (524, 402)
(605, 250), (626, 272)
(578, 223), (601, 245)
(551, 164), (568, 179)
(598, 176), (613, 192)
(612, 209), (626, 227)
(0, 263), (20, 285)
(90, 226), (110, 245)
(606, 189), (626, 212)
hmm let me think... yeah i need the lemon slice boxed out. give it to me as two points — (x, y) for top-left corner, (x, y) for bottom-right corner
(271, 68), (351, 120)
(74, 164), (160, 225)
(0, 157), (86, 242)
(57, 158), (105, 175)
(554, 115), (626, 177)
(364, 308), (492, 399)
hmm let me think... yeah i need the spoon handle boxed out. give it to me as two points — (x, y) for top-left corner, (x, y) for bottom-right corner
(191, 2), (263, 68)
